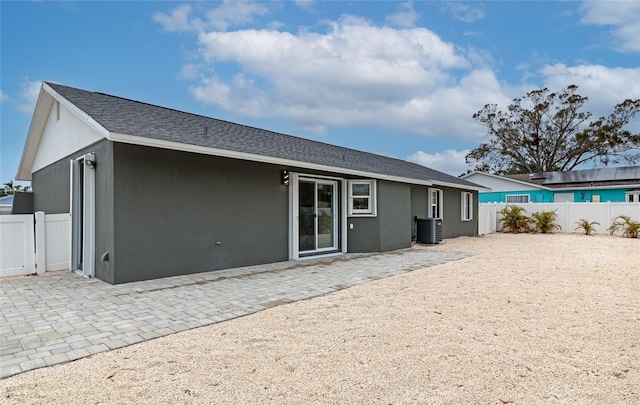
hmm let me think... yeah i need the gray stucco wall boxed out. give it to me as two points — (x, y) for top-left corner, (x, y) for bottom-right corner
(347, 216), (380, 252)
(111, 143), (290, 283)
(410, 185), (477, 241)
(32, 157), (72, 215)
(11, 192), (34, 214)
(378, 181), (412, 251)
(346, 180), (411, 253)
(410, 185), (429, 241)
(441, 187), (477, 239)
(32, 139), (116, 283)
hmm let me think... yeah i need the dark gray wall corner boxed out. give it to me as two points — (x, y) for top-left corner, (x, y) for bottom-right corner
(441, 187), (477, 239)
(378, 180), (412, 251)
(11, 192), (34, 214)
(410, 185), (429, 241)
(31, 139), (116, 283)
(112, 143), (289, 283)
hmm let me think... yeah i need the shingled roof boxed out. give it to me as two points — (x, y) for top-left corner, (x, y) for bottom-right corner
(41, 82), (479, 189)
(505, 166), (640, 188)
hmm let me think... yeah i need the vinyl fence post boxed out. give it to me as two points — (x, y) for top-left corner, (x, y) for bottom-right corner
(34, 211), (46, 275)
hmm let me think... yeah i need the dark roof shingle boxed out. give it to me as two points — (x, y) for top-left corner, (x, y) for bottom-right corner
(47, 82), (478, 188)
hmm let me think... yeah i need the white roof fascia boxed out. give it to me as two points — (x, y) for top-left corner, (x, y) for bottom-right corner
(461, 171), (552, 191)
(430, 180), (489, 191)
(110, 132), (471, 189)
(550, 183), (640, 192)
(16, 83), (110, 181)
(43, 83), (110, 139)
(16, 87), (54, 180)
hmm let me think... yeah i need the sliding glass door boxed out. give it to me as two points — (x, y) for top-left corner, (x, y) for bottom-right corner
(298, 178), (338, 253)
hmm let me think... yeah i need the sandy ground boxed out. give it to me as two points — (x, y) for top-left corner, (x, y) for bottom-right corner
(1, 233), (638, 404)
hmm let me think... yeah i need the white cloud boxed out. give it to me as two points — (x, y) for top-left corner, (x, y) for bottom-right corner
(17, 79), (42, 115)
(387, 1), (420, 28)
(539, 63), (640, 118)
(187, 14), (493, 138)
(580, 1), (640, 52)
(407, 149), (472, 176)
(153, 1), (269, 33)
(179, 64), (202, 80)
(293, 1), (314, 11)
(153, 4), (198, 32)
(0, 90), (8, 102)
(440, 2), (486, 23)
(157, 4), (636, 147)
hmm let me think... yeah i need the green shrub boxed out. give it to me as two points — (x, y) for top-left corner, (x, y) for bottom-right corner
(531, 209), (561, 234)
(607, 215), (640, 238)
(498, 205), (531, 234)
(575, 219), (599, 235)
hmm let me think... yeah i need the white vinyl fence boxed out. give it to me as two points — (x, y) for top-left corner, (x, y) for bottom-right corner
(479, 202), (640, 236)
(0, 212), (70, 278)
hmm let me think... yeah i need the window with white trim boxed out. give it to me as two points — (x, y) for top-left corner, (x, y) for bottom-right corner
(626, 191), (640, 202)
(428, 188), (443, 218)
(554, 193), (574, 203)
(461, 192), (473, 221)
(506, 194), (530, 204)
(348, 180), (377, 216)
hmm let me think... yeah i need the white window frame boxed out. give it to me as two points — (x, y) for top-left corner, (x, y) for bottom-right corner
(461, 191), (473, 221)
(506, 194), (530, 204)
(348, 180), (377, 217)
(428, 188), (443, 219)
(626, 191), (640, 202)
(554, 193), (574, 203)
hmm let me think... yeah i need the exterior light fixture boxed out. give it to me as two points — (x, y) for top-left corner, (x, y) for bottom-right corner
(281, 170), (290, 185)
(86, 159), (96, 168)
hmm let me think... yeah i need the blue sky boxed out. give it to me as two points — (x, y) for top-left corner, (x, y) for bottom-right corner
(1, 1), (639, 184)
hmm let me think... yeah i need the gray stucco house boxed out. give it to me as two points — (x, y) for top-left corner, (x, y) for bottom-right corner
(17, 82), (483, 284)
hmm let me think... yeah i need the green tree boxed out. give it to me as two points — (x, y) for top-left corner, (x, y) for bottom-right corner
(0, 181), (31, 197)
(466, 85), (640, 174)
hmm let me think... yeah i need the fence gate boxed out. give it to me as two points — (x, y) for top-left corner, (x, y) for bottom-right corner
(0, 214), (36, 277)
(0, 212), (71, 278)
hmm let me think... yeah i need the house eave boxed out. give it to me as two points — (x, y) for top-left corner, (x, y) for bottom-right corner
(430, 180), (488, 191)
(109, 132), (435, 187)
(550, 183), (640, 192)
(16, 87), (54, 181)
(110, 132), (484, 190)
(461, 171), (552, 191)
(16, 82), (110, 181)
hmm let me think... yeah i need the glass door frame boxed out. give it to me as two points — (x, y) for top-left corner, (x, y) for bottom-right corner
(297, 177), (338, 254)
(290, 173), (347, 260)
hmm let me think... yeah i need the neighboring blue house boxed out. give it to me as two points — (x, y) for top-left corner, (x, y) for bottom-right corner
(461, 167), (640, 203)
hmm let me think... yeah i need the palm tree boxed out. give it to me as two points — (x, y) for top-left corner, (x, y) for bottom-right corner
(1, 181), (31, 197)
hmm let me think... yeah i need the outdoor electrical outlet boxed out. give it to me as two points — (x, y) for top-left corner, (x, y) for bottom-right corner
(350, 224), (353, 229)
(215, 241), (221, 245)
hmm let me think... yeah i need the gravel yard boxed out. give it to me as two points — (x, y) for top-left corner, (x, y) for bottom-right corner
(1, 233), (638, 404)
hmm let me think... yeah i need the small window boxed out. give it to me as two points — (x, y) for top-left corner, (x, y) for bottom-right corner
(461, 192), (473, 221)
(348, 180), (376, 216)
(429, 188), (443, 218)
(506, 194), (530, 204)
(554, 193), (574, 203)
(626, 192), (640, 202)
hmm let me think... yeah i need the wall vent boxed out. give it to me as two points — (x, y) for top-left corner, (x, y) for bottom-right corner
(56, 101), (61, 121)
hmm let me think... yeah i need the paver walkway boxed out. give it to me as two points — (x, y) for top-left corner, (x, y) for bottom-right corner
(0, 248), (472, 379)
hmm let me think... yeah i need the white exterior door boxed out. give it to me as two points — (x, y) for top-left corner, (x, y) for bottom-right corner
(70, 153), (96, 277)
